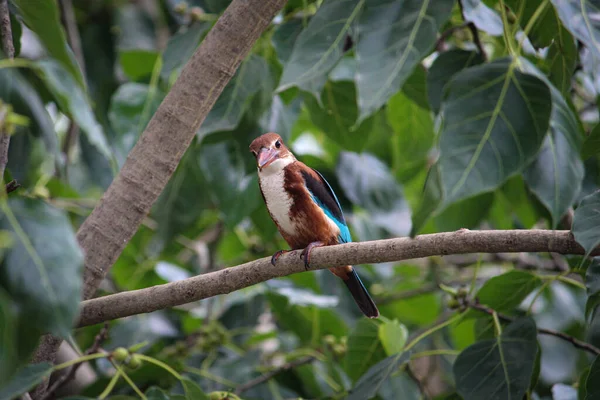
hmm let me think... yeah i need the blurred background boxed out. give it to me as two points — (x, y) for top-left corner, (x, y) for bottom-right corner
(2, 0), (600, 399)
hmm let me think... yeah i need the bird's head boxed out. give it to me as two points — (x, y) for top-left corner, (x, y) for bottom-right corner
(249, 133), (295, 172)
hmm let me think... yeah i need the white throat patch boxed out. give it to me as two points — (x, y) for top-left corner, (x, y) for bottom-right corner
(258, 157), (295, 235)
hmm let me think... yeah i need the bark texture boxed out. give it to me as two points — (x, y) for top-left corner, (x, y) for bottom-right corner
(0, 0), (13, 182)
(78, 229), (592, 327)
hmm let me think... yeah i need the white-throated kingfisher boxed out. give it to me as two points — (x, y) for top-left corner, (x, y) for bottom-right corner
(250, 132), (379, 318)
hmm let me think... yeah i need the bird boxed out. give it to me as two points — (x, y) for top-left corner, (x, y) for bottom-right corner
(249, 132), (379, 318)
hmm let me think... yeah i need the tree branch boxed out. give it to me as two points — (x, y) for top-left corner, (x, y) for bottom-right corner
(234, 356), (315, 395)
(0, 0), (14, 187)
(465, 299), (600, 355)
(78, 229), (594, 327)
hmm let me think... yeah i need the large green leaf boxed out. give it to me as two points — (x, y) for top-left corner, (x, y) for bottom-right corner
(475, 270), (542, 313)
(0, 362), (52, 399)
(583, 124), (600, 160)
(305, 80), (374, 152)
(345, 319), (387, 382)
(347, 351), (411, 400)
(182, 378), (209, 400)
(336, 151), (411, 236)
(454, 318), (538, 400)
(198, 142), (261, 228)
(551, 0), (600, 58)
(272, 19), (305, 65)
(386, 91), (434, 181)
(355, 0), (454, 121)
(11, 0), (84, 86)
(0, 198), (83, 337)
(198, 55), (269, 137)
(145, 387), (170, 400)
(547, 18), (577, 94)
(36, 60), (112, 161)
(586, 356), (600, 399)
(119, 50), (160, 82)
(436, 58), (552, 205)
(521, 59), (583, 227)
(277, 0), (363, 98)
(505, 0), (559, 48)
(427, 49), (485, 114)
(573, 190), (600, 256)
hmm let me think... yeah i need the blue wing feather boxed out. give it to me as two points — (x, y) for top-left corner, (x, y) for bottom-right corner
(302, 169), (352, 244)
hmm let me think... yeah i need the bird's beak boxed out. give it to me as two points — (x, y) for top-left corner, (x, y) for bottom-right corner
(257, 148), (279, 170)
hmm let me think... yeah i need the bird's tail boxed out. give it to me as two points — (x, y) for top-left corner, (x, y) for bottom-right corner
(341, 267), (379, 318)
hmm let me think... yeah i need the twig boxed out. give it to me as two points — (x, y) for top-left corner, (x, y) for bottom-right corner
(457, 0), (487, 60)
(0, 0), (13, 59)
(78, 229), (595, 327)
(0, 0), (13, 193)
(234, 356), (315, 394)
(436, 22), (470, 52)
(466, 300), (600, 355)
(39, 322), (110, 400)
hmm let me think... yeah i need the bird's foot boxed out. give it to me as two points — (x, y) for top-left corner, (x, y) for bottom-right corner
(300, 241), (325, 270)
(271, 250), (290, 266)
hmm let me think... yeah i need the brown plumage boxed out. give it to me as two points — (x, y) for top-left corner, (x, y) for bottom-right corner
(250, 132), (379, 318)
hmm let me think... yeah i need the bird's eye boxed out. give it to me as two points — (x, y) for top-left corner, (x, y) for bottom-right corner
(275, 140), (281, 149)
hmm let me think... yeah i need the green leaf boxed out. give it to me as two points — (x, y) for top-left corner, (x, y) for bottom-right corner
(272, 18), (304, 65)
(427, 49), (485, 114)
(583, 124), (600, 160)
(355, 0), (454, 120)
(198, 55), (269, 137)
(460, 0), (504, 36)
(182, 378), (209, 400)
(198, 142), (261, 228)
(0, 198), (84, 337)
(551, 0), (600, 58)
(0, 363), (52, 399)
(436, 58), (552, 205)
(145, 387), (170, 400)
(573, 190), (600, 256)
(305, 81), (374, 152)
(520, 59), (584, 228)
(586, 356), (600, 399)
(586, 259), (600, 318)
(434, 192), (494, 232)
(345, 319), (387, 382)
(387, 91), (435, 181)
(119, 50), (160, 81)
(36, 60), (112, 161)
(11, 0), (84, 86)
(347, 351), (411, 400)
(409, 165), (442, 236)
(475, 270), (542, 313)
(336, 152), (411, 236)
(454, 318), (538, 400)
(277, 0), (363, 98)
(547, 22), (577, 94)
(161, 22), (210, 83)
(505, 0), (559, 48)
(378, 319), (408, 356)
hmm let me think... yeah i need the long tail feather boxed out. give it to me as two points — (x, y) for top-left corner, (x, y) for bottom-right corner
(343, 268), (379, 318)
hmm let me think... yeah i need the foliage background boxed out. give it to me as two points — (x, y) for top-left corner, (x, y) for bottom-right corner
(2, 0), (600, 399)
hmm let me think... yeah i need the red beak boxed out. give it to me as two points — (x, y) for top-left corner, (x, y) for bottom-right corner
(257, 148), (279, 169)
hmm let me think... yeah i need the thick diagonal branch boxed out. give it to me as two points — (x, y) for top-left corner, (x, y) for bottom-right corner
(78, 229), (593, 327)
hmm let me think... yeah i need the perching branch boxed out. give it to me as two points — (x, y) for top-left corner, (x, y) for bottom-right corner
(0, 0), (14, 188)
(234, 356), (315, 395)
(78, 229), (594, 327)
(465, 298), (600, 355)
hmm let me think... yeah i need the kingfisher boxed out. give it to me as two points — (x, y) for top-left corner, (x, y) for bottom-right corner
(250, 132), (379, 318)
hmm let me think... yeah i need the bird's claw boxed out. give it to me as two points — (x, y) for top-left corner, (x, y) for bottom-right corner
(271, 250), (289, 266)
(300, 241), (325, 271)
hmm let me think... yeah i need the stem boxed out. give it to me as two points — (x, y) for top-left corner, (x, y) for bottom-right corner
(112, 362), (147, 400)
(405, 312), (465, 352)
(410, 349), (461, 359)
(492, 311), (503, 335)
(53, 352), (108, 371)
(516, 0), (549, 54)
(98, 370), (122, 400)
(135, 354), (183, 380)
(498, 0), (518, 56)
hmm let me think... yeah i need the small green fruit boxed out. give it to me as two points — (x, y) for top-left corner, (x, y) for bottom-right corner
(127, 354), (142, 369)
(112, 347), (129, 362)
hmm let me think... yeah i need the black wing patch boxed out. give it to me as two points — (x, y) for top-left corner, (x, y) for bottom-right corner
(300, 169), (346, 223)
